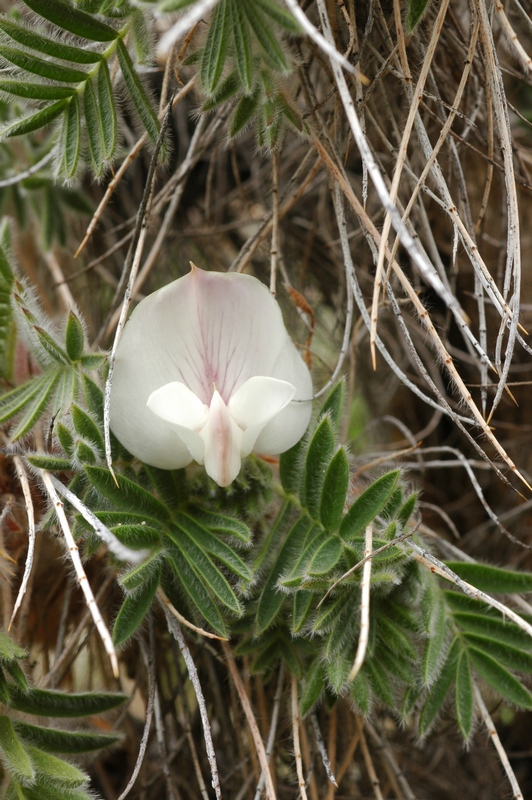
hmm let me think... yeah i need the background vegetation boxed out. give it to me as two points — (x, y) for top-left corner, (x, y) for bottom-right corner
(2, 0), (532, 797)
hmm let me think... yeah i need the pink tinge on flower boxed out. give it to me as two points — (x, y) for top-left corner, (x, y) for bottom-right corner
(109, 266), (313, 487)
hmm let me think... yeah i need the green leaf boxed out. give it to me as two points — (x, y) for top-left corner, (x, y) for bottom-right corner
(85, 466), (170, 522)
(469, 647), (532, 708)
(71, 405), (103, 454)
(320, 447), (349, 532)
(350, 670), (372, 716)
(83, 77), (104, 175)
(79, 353), (106, 370)
(319, 382), (344, 429)
(452, 612), (532, 652)
(0, 375), (50, 424)
(256, 515), (313, 633)
(164, 556), (227, 637)
(339, 470), (400, 541)
(19, 781), (95, 800)
(241, 0), (289, 71)
(0, 716), (34, 782)
(229, 86), (260, 137)
(119, 550), (162, 591)
(0, 80), (75, 100)
(175, 513), (253, 581)
(110, 526), (160, 552)
(26, 453), (72, 471)
(13, 721), (120, 754)
(279, 525), (329, 589)
(313, 592), (349, 634)
(305, 414), (335, 519)
(327, 651), (351, 693)
(228, 0), (253, 93)
(116, 39), (160, 147)
(279, 434), (307, 496)
(201, 71), (241, 111)
(27, 746), (87, 787)
(4, 660), (28, 693)
(252, 498), (295, 572)
(130, 8), (151, 64)
(165, 526), (241, 615)
(11, 369), (62, 440)
(455, 651), (473, 740)
(463, 633), (532, 675)
(81, 374), (103, 418)
(34, 326), (69, 363)
(97, 61), (117, 160)
(406, 0), (431, 31)
(0, 45), (87, 82)
(300, 660), (325, 716)
(64, 311), (85, 361)
(363, 660), (395, 706)
(0, 18), (103, 64)
(397, 492), (417, 528)
(200, 0), (230, 93)
(22, 0), (119, 42)
(418, 638), (460, 737)
(60, 96), (81, 177)
(113, 570), (159, 646)
(1, 100), (68, 138)
(194, 508), (251, 543)
(0, 632), (26, 663)
(308, 535), (342, 576)
(255, 0), (301, 32)
(159, 0), (197, 9)
(292, 589), (314, 633)
(6, 686), (126, 718)
(421, 585), (448, 686)
(445, 561), (532, 594)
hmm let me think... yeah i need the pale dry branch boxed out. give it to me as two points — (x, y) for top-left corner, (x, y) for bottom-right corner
(164, 607), (222, 800)
(348, 523), (372, 683)
(117, 631), (156, 800)
(222, 641), (276, 800)
(39, 469), (119, 678)
(291, 673), (308, 800)
(474, 685), (524, 800)
(9, 455), (36, 631)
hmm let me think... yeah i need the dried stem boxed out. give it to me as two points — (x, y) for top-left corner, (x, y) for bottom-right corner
(348, 523), (372, 683)
(474, 685), (524, 800)
(291, 673), (308, 800)
(163, 606), (222, 800)
(221, 640), (276, 800)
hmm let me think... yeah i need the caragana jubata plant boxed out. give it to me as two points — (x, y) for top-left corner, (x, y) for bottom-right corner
(1, 0), (532, 796)
(3, 251), (532, 767)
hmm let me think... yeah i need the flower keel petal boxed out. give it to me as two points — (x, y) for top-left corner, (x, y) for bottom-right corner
(201, 390), (243, 487)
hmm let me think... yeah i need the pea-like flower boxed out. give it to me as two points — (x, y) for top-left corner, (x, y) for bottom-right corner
(109, 266), (312, 487)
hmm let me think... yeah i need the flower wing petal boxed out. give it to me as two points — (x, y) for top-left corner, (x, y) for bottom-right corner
(147, 382), (208, 429)
(229, 376), (296, 456)
(253, 343), (313, 455)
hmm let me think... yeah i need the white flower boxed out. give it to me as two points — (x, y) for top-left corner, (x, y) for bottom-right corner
(109, 266), (312, 487)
